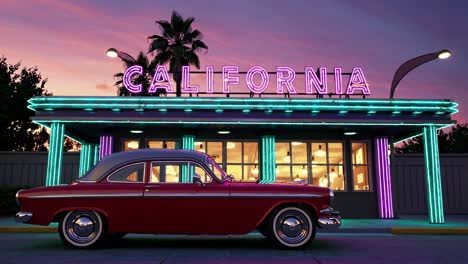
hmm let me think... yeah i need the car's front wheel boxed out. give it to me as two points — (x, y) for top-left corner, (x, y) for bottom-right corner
(58, 210), (104, 248)
(268, 206), (316, 249)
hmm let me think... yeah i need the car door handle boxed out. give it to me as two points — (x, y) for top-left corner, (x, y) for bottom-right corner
(144, 185), (160, 192)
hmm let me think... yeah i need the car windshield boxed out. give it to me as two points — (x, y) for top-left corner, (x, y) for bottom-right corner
(205, 157), (227, 181)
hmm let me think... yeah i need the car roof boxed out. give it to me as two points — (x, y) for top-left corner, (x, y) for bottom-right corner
(79, 149), (210, 182)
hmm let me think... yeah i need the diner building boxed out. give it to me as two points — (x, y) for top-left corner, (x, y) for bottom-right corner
(27, 93), (457, 222)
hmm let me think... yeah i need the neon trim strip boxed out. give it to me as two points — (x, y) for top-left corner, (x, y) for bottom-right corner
(181, 135), (195, 183)
(33, 120), (452, 128)
(260, 135), (276, 184)
(375, 137), (394, 219)
(45, 123), (65, 186)
(423, 126), (445, 224)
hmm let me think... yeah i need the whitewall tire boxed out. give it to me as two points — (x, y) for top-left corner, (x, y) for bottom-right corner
(269, 206), (316, 248)
(59, 210), (104, 248)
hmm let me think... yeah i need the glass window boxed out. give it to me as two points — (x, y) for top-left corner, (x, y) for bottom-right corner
(244, 165), (259, 181)
(312, 165), (328, 187)
(353, 165), (370, 191)
(226, 165), (242, 181)
(151, 162), (211, 183)
(147, 140), (176, 149)
(292, 165), (307, 183)
(225, 141), (258, 181)
(352, 143), (368, 164)
(226, 142), (241, 163)
(352, 143), (370, 191)
(276, 165), (291, 182)
(291, 142), (307, 163)
(311, 143), (327, 164)
(109, 163), (144, 182)
(151, 162), (186, 183)
(329, 165), (345, 191)
(207, 142), (223, 163)
(192, 163), (212, 183)
(194, 141), (205, 153)
(276, 143), (290, 164)
(123, 140), (139, 151)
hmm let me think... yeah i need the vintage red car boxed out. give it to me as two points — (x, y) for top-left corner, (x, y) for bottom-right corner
(16, 149), (340, 249)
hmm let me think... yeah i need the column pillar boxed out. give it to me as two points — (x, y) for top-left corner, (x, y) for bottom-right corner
(45, 123), (65, 186)
(79, 143), (99, 177)
(375, 137), (394, 219)
(181, 135), (195, 183)
(99, 135), (113, 160)
(423, 126), (445, 224)
(260, 135), (276, 183)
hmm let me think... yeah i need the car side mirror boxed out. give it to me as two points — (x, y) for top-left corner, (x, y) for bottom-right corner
(193, 174), (205, 187)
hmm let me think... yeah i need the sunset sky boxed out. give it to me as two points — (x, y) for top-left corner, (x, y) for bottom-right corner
(1, 0), (467, 122)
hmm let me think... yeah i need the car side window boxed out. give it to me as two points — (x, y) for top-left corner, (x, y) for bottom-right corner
(108, 163), (144, 183)
(150, 162), (212, 183)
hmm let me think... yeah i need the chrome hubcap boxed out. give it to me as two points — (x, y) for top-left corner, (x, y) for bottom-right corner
(275, 209), (310, 245)
(65, 211), (100, 244)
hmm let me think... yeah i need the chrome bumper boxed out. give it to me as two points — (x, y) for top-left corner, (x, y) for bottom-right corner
(318, 207), (341, 229)
(15, 212), (33, 223)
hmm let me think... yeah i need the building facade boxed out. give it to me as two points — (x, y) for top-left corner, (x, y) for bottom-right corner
(27, 96), (458, 222)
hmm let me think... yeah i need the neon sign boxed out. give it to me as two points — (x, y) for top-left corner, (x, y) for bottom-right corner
(123, 65), (370, 95)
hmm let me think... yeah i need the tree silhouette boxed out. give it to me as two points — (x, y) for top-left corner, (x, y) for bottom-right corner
(148, 11), (208, 97)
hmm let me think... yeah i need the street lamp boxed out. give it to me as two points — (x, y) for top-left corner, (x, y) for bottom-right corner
(389, 49), (451, 99)
(105, 48), (135, 62)
(106, 48), (118, 58)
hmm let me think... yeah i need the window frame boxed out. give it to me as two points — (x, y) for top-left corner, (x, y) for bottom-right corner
(107, 162), (146, 183)
(148, 160), (219, 184)
(350, 140), (373, 192)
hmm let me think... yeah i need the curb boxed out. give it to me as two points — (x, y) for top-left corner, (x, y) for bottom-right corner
(391, 228), (468, 235)
(0, 226), (57, 233)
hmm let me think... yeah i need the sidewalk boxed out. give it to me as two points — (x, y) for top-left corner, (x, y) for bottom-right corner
(1, 215), (467, 235)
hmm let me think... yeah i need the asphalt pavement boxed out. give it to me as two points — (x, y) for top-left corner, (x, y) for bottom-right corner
(1, 233), (467, 264)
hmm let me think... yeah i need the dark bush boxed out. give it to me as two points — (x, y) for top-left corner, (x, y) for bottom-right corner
(0, 186), (30, 216)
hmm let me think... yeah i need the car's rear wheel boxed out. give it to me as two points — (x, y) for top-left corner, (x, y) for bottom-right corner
(268, 206), (316, 249)
(58, 210), (104, 248)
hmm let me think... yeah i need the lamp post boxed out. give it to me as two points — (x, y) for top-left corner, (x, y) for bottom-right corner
(389, 49), (451, 99)
(105, 48), (136, 62)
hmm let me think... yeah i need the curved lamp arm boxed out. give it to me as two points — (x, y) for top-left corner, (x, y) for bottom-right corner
(389, 49), (451, 99)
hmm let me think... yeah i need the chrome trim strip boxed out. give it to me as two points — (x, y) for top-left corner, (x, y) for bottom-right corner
(231, 193), (323, 198)
(144, 193), (228, 197)
(28, 193), (142, 199)
(27, 193), (322, 199)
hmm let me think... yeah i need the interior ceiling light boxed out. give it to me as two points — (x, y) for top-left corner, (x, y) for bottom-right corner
(315, 145), (326, 157)
(130, 130), (143, 134)
(218, 130), (230, 135)
(227, 142), (236, 149)
(292, 141), (303, 146)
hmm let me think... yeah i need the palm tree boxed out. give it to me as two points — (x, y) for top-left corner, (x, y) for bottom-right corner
(114, 51), (164, 96)
(148, 11), (208, 97)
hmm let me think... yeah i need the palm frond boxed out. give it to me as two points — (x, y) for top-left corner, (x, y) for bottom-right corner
(192, 39), (208, 52)
(148, 38), (169, 54)
(156, 20), (174, 38)
(185, 50), (200, 69)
